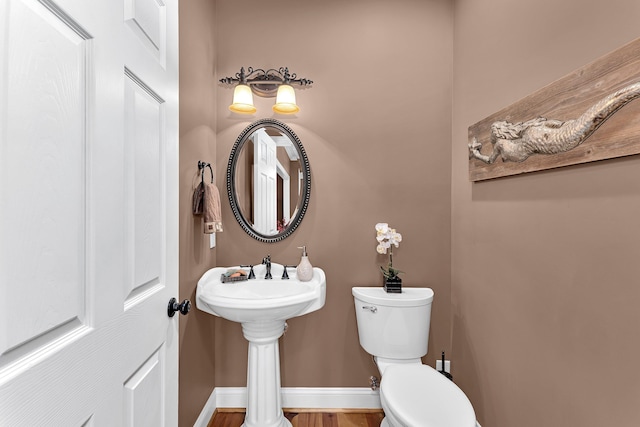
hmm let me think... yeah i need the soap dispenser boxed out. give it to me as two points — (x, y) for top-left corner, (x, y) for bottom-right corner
(296, 246), (313, 282)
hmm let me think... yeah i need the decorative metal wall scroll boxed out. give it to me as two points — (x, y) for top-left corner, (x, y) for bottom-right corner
(468, 37), (640, 181)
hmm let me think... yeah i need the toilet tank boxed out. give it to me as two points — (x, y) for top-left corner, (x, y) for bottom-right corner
(352, 287), (434, 360)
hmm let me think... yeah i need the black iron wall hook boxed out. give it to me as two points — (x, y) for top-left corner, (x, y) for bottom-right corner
(198, 160), (214, 184)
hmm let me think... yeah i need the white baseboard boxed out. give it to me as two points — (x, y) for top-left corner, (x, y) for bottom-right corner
(193, 387), (381, 427)
(192, 387), (219, 427)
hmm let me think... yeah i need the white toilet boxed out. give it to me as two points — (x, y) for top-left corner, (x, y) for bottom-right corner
(352, 287), (477, 427)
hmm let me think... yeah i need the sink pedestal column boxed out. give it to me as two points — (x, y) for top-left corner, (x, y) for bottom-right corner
(241, 320), (291, 427)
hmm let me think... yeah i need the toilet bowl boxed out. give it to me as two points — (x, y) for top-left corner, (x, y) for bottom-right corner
(380, 364), (476, 427)
(352, 287), (477, 427)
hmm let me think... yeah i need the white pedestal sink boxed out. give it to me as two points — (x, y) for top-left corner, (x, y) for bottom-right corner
(196, 263), (326, 427)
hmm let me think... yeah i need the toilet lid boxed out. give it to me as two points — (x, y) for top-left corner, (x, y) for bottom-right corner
(380, 364), (476, 427)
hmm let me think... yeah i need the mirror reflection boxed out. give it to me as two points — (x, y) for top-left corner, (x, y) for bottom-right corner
(227, 119), (311, 243)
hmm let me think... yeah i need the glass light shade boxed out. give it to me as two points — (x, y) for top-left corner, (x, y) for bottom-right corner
(229, 84), (256, 114)
(272, 84), (299, 114)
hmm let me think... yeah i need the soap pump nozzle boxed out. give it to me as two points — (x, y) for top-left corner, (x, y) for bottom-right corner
(298, 246), (307, 256)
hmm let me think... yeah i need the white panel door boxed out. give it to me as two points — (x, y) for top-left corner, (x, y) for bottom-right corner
(252, 129), (277, 235)
(0, 0), (179, 425)
(276, 163), (291, 225)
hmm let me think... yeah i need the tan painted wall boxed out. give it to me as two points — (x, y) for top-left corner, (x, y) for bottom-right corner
(213, 0), (454, 388)
(180, 0), (640, 425)
(452, 0), (640, 426)
(178, 0), (218, 425)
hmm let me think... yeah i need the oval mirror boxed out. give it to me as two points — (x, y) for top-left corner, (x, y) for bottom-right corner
(227, 119), (311, 243)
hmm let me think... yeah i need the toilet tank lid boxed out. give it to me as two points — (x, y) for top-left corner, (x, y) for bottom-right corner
(352, 287), (433, 307)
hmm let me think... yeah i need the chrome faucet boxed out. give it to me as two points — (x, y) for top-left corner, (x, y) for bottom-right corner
(262, 255), (272, 279)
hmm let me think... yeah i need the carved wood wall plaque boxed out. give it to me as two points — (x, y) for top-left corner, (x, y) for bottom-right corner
(468, 37), (640, 181)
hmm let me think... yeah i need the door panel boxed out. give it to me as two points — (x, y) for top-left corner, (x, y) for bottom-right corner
(1, 0), (91, 375)
(124, 0), (166, 65)
(124, 68), (164, 307)
(123, 346), (165, 427)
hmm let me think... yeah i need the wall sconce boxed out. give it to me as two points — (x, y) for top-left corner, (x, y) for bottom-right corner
(220, 67), (313, 114)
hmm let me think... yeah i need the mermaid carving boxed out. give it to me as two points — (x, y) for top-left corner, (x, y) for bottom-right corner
(469, 82), (640, 164)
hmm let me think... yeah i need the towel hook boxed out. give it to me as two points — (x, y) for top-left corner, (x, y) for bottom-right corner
(198, 161), (214, 184)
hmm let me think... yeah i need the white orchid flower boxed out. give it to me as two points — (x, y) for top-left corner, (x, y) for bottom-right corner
(390, 232), (402, 247)
(375, 223), (389, 233)
(375, 223), (402, 280)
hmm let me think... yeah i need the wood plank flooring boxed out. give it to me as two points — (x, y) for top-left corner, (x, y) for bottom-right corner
(208, 409), (385, 427)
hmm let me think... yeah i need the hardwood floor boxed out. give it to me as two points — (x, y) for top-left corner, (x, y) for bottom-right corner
(208, 409), (385, 427)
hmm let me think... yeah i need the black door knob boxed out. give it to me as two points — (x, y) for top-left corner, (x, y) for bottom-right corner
(168, 298), (191, 317)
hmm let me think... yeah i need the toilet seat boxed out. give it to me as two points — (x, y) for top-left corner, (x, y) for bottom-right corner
(380, 364), (476, 427)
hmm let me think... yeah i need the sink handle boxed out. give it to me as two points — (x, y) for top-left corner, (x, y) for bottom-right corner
(362, 305), (377, 314)
(281, 265), (296, 280)
(240, 265), (255, 279)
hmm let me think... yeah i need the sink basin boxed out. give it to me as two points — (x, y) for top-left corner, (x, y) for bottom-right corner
(196, 262), (326, 427)
(196, 263), (326, 323)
